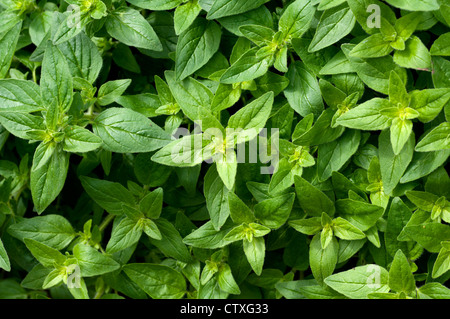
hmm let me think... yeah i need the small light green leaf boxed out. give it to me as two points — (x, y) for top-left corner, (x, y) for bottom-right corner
(97, 79), (132, 106)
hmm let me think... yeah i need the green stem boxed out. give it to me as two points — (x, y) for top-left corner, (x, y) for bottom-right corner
(32, 67), (37, 83)
(99, 214), (115, 232)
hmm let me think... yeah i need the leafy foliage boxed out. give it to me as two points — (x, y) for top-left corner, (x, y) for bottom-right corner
(0, 0), (449, 300)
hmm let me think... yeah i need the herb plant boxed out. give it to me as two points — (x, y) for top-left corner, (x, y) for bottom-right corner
(0, 0), (449, 300)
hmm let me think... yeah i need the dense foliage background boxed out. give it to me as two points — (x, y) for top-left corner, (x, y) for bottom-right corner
(0, 0), (449, 299)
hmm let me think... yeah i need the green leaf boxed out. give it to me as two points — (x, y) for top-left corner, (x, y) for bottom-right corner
(393, 36), (431, 70)
(73, 244), (120, 277)
(317, 129), (361, 181)
(309, 233), (338, 285)
(148, 218), (191, 263)
(0, 21), (22, 79)
(0, 79), (43, 113)
(204, 165), (231, 230)
(276, 279), (345, 299)
(40, 41), (73, 111)
(378, 129), (414, 195)
(92, 108), (170, 153)
(394, 12), (421, 40)
(254, 193), (295, 229)
(388, 249), (415, 294)
(403, 223), (450, 253)
(97, 80), (132, 106)
(211, 84), (241, 113)
(63, 125), (102, 153)
(23, 238), (66, 268)
(57, 32), (103, 84)
(151, 134), (206, 167)
(243, 236), (265, 276)
(284, 61), (324, 118)
(123, 263), (186, 299)
(308, 4), (356, 53)
(106, 216), (142, 254)
(400, 149), (450, 183)
(206, 0), (269, 20)
(174, 0), (202, 35)
(217, 263), (240, 295)
(289, 217), (323, 235)
(324, 264), (390, 299)
(106, 7), (162, 51)
(336, 199), (384, 231)
(418, 283), (450, 299)
(0, 239), (10, 272)
(52, 11), (90, 46)
(349, 34), (393, 59)
(8, 215), (75, 250)
(139, 188), (163, 219)
(294, 175), (335, 217)
(227, 91), (274, 143)
(268, 168), (294, 195)
(228, 192), (255, 225)
(42, 268), (64, 289)
(385, 197), (414, 258)
(113, 43), (141, 74)
(216, 6), (273, 37)
(239, 24), (275, 47)
(415, 122), (450, 152)
(278, 0), (315, 40)
(126, 0), (183, 10)
(175, 18), (221, 80)
(80, 176), (136, 215)
(409, 89), (450, 123)
(220, 47), (271, 84)
(164, 71), (219, 131)
(432, 245), (450, 278)
(332, 217), (365, 240)
(384, 0), (439, 11)
(183, 220), (234, 249)
(336, 98), (392, 130)
(342, 44), (406, 95)
(432, 57), (450, 89)
(388, 70), (409, 108)
(30, 145), (69, 214)
(0, 112), (46, 139)
(430, 33), (450, 57)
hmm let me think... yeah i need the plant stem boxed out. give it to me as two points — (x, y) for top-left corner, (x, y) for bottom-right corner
(99, 214), (115, 232)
